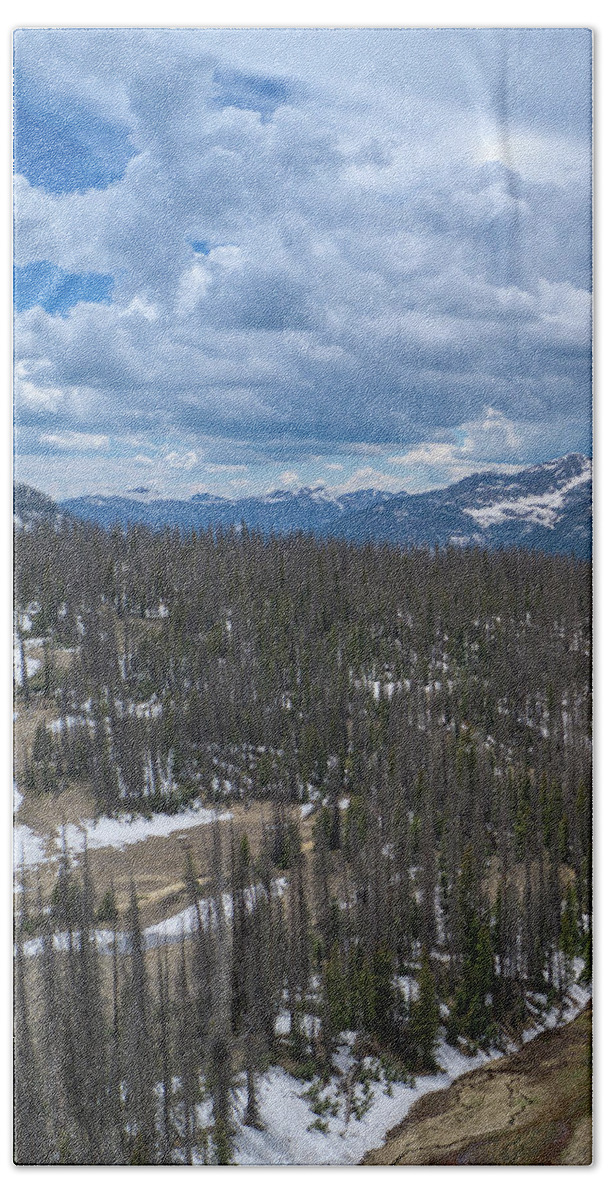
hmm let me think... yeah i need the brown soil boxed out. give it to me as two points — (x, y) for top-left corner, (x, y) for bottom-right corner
(363, 1005), (592, 1166)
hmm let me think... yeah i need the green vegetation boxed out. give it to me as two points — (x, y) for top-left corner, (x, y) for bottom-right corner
(14, 519), (591, 1163)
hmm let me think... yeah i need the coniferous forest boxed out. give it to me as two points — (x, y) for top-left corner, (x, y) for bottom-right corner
(14, 517), (591, 1164)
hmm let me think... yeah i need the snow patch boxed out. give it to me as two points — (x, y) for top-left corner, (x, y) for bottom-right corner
(57, 805), (232, 854)
(14, 824), (48, 869)
(464, 465), (590, 530)
(13, 646), (41, 685)
(231, 982), (591, 1165)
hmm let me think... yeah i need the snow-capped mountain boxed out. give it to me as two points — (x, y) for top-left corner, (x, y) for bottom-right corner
(29, 453), (591, 556)
(450, 454), (591, 536)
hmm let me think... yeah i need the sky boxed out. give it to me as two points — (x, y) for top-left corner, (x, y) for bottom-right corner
(13, 27), (592, 499)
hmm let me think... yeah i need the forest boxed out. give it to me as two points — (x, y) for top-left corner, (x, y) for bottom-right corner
(13, 517), (591, 1164)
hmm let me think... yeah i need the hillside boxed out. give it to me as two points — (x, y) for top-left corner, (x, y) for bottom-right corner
(13, 483), (61, 531)
(364, 1004), (592, 1165)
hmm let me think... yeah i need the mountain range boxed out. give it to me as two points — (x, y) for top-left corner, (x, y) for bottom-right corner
(15, 453), (592, 557)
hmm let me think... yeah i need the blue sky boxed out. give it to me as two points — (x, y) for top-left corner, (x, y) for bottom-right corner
(13, 28), (592, 499)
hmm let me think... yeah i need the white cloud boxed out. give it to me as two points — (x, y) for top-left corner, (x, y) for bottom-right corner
(208, 245), (244, 270)
(391, 408), (522, 470)
(165, 451), (198, 470)
(476, 127), (589, 187)
(13, 30), (591, 496)
(125, 296), (158, 321)
(41, 431), (109, 451)
(176, 263), (211, 314)
(336, 466), (406, 494)
(390, 443), (461, 469)
(387, 408), (530, 490)
(460, 407), (522, 458)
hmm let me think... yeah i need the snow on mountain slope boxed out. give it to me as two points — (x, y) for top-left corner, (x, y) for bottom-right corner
(19, 453), (591, 556)
(462, 455), (591, 530)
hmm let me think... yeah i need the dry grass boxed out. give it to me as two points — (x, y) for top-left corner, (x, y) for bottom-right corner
(14, 688), (322, 928)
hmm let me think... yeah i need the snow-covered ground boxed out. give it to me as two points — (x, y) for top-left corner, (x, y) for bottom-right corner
(227, 982), (591, 1166)
(13, 781), (24, 814)
(463, 462), (591, 531)
(229, 1046), (491, 1165)
(144, 877), (287, 947)
(21, 928), (124, 958)
(14, 823), (49, 870)
(56, 804), (232, 855)
(13, 641), (42, 685)
(13, 778), (233, 879)
(21, 877), (289, 957)
(13, 781), (50, 870)
(47, 714), (95, 734)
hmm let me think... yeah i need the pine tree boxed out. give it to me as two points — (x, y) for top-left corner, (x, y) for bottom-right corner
(560, 882), (580, 994)
(409, 948), (440, 1070)
(14, 904), (50, 1162)
(123, 882), (157, 1164)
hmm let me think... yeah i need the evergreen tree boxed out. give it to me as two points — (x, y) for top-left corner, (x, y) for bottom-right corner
(409, 948), (440, 1070)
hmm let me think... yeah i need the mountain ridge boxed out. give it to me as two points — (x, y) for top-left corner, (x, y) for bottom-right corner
(15, 453), (592, 557)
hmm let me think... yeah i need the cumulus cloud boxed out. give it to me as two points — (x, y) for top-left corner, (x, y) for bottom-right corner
(460, 407), (521, 457)
(337, 466), (411, 494)
(13, 28), (591, 496)
(165, 451), (198, 470)
(388, 407), (552, 489)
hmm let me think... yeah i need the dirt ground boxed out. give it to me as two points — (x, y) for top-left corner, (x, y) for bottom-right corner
(15, 784), (292, 929)
(363, 1004), (592, 1166)
(13, 694), (318, 927)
